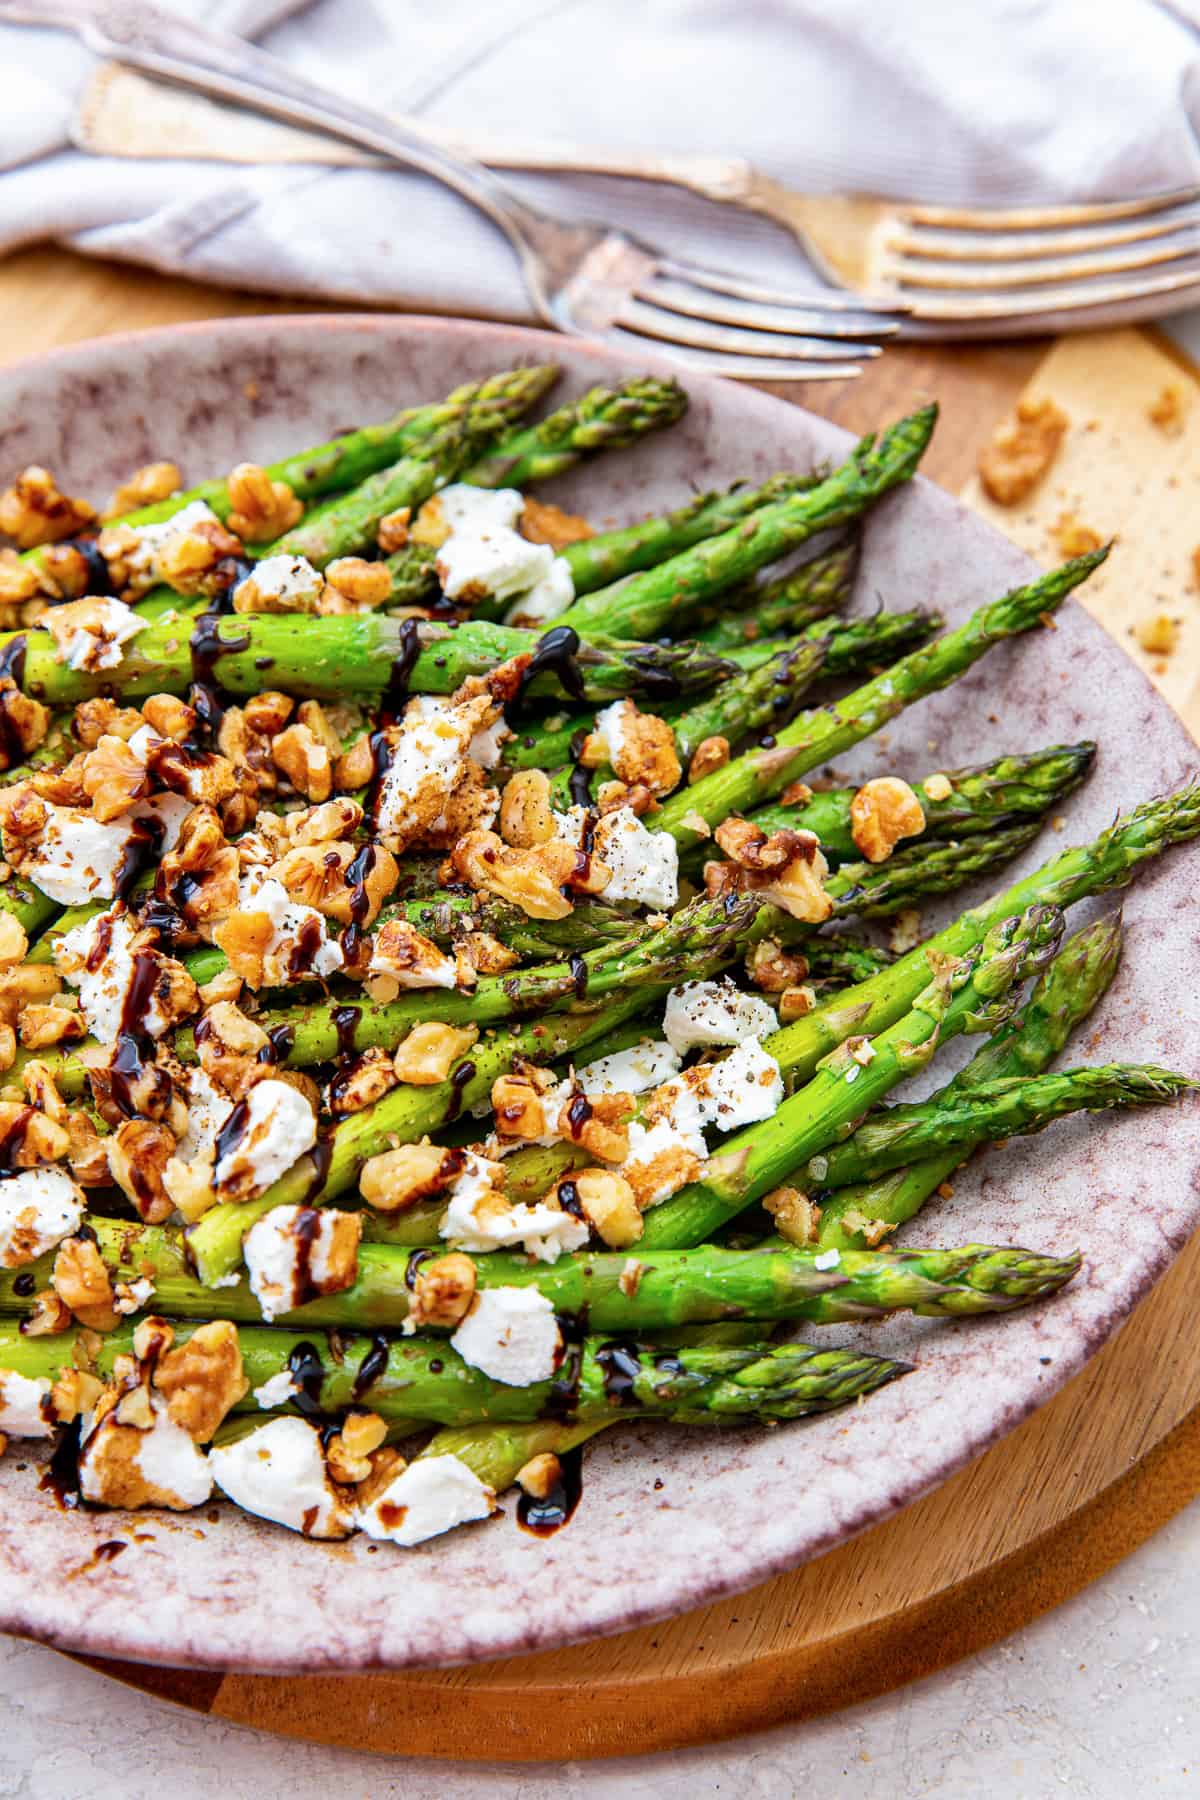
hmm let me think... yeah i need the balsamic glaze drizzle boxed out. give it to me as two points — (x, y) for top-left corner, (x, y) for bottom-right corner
(516, 1443), (585, 1537)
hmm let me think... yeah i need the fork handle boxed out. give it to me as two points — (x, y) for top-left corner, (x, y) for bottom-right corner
(69, 0), (558, 322)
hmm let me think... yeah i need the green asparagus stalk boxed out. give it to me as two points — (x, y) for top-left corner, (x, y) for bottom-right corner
(816, 914), (1123, 1247)
(750, 742), (1097, 861)
(463, 376), (687, 489)
(0, 1219), (1080, 1333)
(769, 781), (1200, 1093)
(802, 935), (894, 984)
(806, 1063), (1194, 1191)
(654, 550), (1109, 852)
(0, 1322), (908, 1429)
(553, 407), (937, 643)
(639, 903), (1064, 1251)
(10, 613), (731, 707)
(687, 534), (860, 651)
(253, 367), (573, 567)
(819, 820), (1043, 918)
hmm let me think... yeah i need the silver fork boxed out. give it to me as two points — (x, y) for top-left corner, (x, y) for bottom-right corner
(0, 0), (902, 382)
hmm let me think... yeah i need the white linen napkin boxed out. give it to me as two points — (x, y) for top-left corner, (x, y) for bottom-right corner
(2, 0), (1200, 326)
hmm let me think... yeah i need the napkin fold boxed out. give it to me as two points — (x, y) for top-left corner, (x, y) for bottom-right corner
(2, 0), (1200, 325)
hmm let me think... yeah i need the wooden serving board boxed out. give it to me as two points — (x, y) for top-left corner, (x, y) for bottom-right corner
(1, 247), (1198, 1759)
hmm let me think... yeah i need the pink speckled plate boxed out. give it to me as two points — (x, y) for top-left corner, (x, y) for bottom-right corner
(0, 316), (1196, 1674)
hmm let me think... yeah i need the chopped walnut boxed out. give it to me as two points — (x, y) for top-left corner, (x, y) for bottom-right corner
(320, 558), (392, 613)
(49, 1366), (104, 1418)
(0, 549), (39, 608)
(409, 495), (451, 549)
(153, 1321), (248, 1442)
(162, 1155), (218, 1224)
(515, 1450), (563, 1499)
(407, 1251), (477, 1330)
(778, 780), (814, 807)
(977, 396), (1069, 505)
(715, 818), (812, 871)
(490, 1066), (557, 1141)
(849, 777), (926, 864)
(556, 1089), (632, 1164)
(329, 1047), (398, 1114)
(451, 828), (608, 920)
(499, 769), (556, 848)
(105, 1119), (177, 1224)
(52, 1235), (117, 1331)
(23, 1290), (74, 1337)
(763, 1186), (821, 1246)
(194, 1000), (269, 1094)
(745, 937), (809, 994)
(0, 1101), (68, 1165)
(0, 914), (27, 969)
(79, 734), (151, 821)
(1147, 384), (1187, 436)
(392, 1021), (478, 1086)
(0, 680), (48, 766)
(325, 1410), (389, 1485)
(225, 463), (303, 542)
(558, 1168), (641, 1248)
(139, 692), (195, 743)
(376, 507), (412, 553)
(271, 722), (334, 802)
(457, 930), (519, 977)
(705, 839), (832, 924)
(333, 733), (376, 790)
(64, 1111), (113, 1187)
(359, 1139), (465, 1213)
(0, 466), (96, 549)
(153, 517), (244, 595)
(520, 496), (594, 549)
(71, 697), (144, 748)
(271, 841), (398, 927)
(689, 735), (730, 783)
(1051, 512), (1103, 558)
(922, 772), (953, 803)
(580, 700), (681, 797)
(778, 983), (817, 1021)
(836, 1206), (897, 1249)
(889, 908), (923, 954)
(17, 1003), (86, 1050)
(104, 461), (182, 520)
(1135, 612), (1179, 656)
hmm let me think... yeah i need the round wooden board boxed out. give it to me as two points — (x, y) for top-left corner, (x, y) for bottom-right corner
(0, 247), (1194, 1761)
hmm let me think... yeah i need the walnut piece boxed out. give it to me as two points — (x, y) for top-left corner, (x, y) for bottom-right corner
(321, 558), (392, 613)
(499, 769), (555, 848)
(763, 1185), (822, 1246)
(519, 497), (594, 549)
(80, 734), (151, 821)
(225, 463), (303, 542)
(689, 735), (730, 783)
(153, 1320), (248, 1442)
(52, 1235), (117, 1331)
(1051, 512), (1103, 558)
(392, 1021), (478, 1086)
(745, 937), (809, 994)
(105, 1119), (177, 1224)
(329, 1047), (398, 1114)
(325, 1410), (389, 1484)
(104, 461), (182, 520)
(977, 396), (1068, 505)
(558, 1168), (642, 1248)
(1135, 612), (1179, 656)
(359, 1139), (464, 1213)
(451, 828), (609, 920)
(407, 1251), (477, 1329)
(849, 777), (926, 864)
(0, 466), (96, 548)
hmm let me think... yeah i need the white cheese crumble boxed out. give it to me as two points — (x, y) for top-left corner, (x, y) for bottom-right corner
(373, 694), (506, 848)
(113, 1275), (156, 1315)
(0, 1369), (54, 1438)
(55, 598), (147, 672)
(243, 1201), (350, 1322)
(662, 977), (778, 1055)
(21, 794), (191, 906)
(235, 553), (324, 610)
(684, 1039), (784, 1132)
(554, 805), (678, 910)
(813, 1248), (841, 1271)
(237, 869), (344, 985)
(430, 485), (575, 625)
(589, 699), (632, 769)
(215, 1082), (317, 1206)
(618, 1042), (783, 1205)
(0, 1167), (85, 1268)
(439, 1150), (587, 1264)
(132, 1395), (213, 1507)
(176, 1067), (234, 1161)
(450, 1286), (561, 1388)
(55, 909), (168, 1045)
(118, 499), (220, 593)
(252, 1369), (301, 1409)
(357, 1453), (494, 1547)
(209, 1417), (353, 1538)
(577, 1040), (682, 1098)
(367, 929), (458, 990)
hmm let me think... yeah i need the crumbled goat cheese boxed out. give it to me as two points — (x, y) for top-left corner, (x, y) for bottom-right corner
(0, 1168), (85, 1268)
(618, 1041), (783, 1204)
(55, 909), (169, 1044)
(555, 806), (678, 910)
(243, 1201), (350, 1322)
(356, 1453), (494, 1547)
(430, 485), (575, 624)
(450, 1286), (561, 1388)
(577, 1040), (682, 1098)
(56, 598), (146, 672)
(374, 695), (505, 846)
(22, 795), (191, 906)
(686, 1039), (784, 1132)
(368, 931), (458, 990)
(176, 1067), (235, 1161)
(619, 1115), (707, 1206)
(113, 1276), (156, 1315)
(589, 700), (632, 769)
(215, 1082), (317, 1205)
(209, 1417), (353, 1537)
(235, 553), (324, 610)
(119, 500), (220, 592)
(79, 1393), (213, 1509)
(813, 1248), (841, 1271)
(253, 1369), (301, 1409)
(237, 870), (344, 983)
(0, 1369), (54, 1438)
(663, 977), (778, 1054)
(439, 1151), (587, 1263)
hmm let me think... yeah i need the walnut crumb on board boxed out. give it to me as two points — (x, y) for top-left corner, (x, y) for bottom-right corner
(977, 397), (1069, 505)
(1051, 513), (1104, 558)
(1147, 384), (1187, 436)
(1135, 613), (1179, 656)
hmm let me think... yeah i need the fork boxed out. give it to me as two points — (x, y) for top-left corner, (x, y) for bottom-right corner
(0, 0), (902, 383)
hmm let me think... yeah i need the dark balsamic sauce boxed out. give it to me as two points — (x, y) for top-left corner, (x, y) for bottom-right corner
(12, 1272), (35, 1297)
(41, 1419), (83, 1510)
(261, 1023), (296, 1065)
(340, 842), (377, 963)
(568, 954), (588, 1001)
(511, 626), (585, 712)
(188, 612), (249, 743)
(285, 1341), (326, 1418)
(380, 617), (423, 724)
(303, 1138), (333, 1202)
(546, 1306), (589, 1422)
(445, 1059), (476, 1122)
(556, 1179), (584, 1220)
(0, 637), (28, 689)
(596, 1341), (644, 1406)
(330, 1005), (361, 1059)
(213, 1097), (250, 1169)
(351, 1334), (390, 1402)
(404, 1248), (433, 1290)
(564, 1094), (593, 1141)
(0, 1107), (37, 1172)
(516, 1443), (585, 1537)
(114, 811), (165, 904)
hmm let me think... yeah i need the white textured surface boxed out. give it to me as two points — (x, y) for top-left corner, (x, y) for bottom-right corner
(0, 1496), (1196, 1793)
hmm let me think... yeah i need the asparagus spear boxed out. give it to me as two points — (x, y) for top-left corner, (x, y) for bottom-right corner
(256, 367), (572, 567)
(0, 1220), (1080, 1333)
(816, 914), (1122, 1247)
(654, 549), (1109, 852)
(806, 1063), (1194, 1191)
(639, 903), (1064, 1251)
(11, 614), (731, 707)
(463, 377), (687, 489)
(687, 535), (860, 651)
(770, 781), (1200, 1093)
(0, 1322), (907, 1429)
(750, 743), (1097, 862)
(553, 407), (937, 642)
(803, 935), (894, 984)
(819, 820), (1043, 918)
